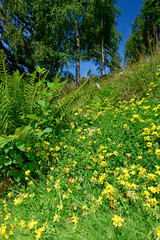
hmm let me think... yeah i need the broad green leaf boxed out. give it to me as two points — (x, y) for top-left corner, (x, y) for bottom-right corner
(36, 66), (41, 73)
(37, 100), (46, 107)
(43, 128), (52, 134)
(36, 81), (43, 87)
(26, 114), (41, 121)
(47, 82), (60, 90)
(15, 140), (26, 152)
(4, 159), (12, 166)
(4, 143), (13, 153)
(33, 131), (43, 137)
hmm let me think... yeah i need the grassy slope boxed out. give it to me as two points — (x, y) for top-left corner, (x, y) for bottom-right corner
(0, 53), (160, 240)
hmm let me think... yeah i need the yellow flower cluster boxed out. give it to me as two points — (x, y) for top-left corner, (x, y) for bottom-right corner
(112, 215), (125, 228)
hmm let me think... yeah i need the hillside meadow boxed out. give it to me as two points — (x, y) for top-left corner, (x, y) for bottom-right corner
(0, 52), (160, 239)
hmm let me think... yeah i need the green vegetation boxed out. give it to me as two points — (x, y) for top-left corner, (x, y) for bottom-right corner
(125, 0), (160, 63)
(0, 0), (160, 239)
(0, 50), (160, 239)
(0, 0), (121, 83)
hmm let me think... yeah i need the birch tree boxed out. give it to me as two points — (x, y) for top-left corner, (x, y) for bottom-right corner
(82, 0), (121, 76)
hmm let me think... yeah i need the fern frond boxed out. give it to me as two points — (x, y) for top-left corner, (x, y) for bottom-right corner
(0, 126), (32, 149)
(0, 50), (9, 85)
(51, 81), (88, 121)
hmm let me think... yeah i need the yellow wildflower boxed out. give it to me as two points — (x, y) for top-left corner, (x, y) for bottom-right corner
(72, 214), (78, 226)
(14, 198), (23, 205)
(19, 220), (26, 228)
(55, 146), (60, 151)
(148, 186), (159, 194)
(28, 181), (33, 185)
(146, 142), (152, 147)
(96, 196), (103, 205)
(0, 223), (6, 235)
(54, 179), (61, 190)
(35, 226), (45, 240)
(57, 205), (63, 211)
(53, 214), (59, 222)
(112, 215), (125, 228)
(155, 149), (160, 158)
(157, 228), (160, 237)
(7, 192), (12, 198)
(28, 219), (38, 229)
(25, 170), (30, 176)
(133, 114), (139, 119)
(4, 213), (11, 221)
(26, 147), (31, 152)
(44, 141), (49, 145)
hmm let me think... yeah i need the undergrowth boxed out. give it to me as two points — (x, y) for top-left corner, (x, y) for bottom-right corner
(0, 52), (160, 239)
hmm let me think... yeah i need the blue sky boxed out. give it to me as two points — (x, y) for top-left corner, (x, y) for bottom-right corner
(64, 0), (143, 78)
(117, 0), (143, 59)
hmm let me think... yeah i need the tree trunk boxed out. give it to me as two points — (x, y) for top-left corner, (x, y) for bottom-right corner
(101, 39), (106, 76)
(74, 17), (80, 87)
(101, 0), (105, 77)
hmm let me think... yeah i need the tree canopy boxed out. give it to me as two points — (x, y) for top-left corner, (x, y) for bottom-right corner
(0, 0), (121, 82)
(0, 0), (35, 73)
(125, 0), (160, 63)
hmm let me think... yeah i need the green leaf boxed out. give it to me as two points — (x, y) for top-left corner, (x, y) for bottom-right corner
(4, 148), (10, 154)
(16, 154), (23, 164)
(4, 159), (12, 166)
(47, 82), (60, 90)
(37, 100), (46, 107)
(10, 149), (17, 158)
(40, 91), (50, 97)
(4, 143), (13, 153)
(43, 128), (52, 134)
(36, 81), (43, 87)
(36, 66), (46, 74)
(15, 140), (26, 152)
(36, 66), (41, 73)
(26, 114), (41, 121)
(33, 131), (43, 137)
(47, 82), (55, 88)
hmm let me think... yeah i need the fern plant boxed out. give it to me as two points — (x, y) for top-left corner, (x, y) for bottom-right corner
(0, 52), (65, 180)
(0, 51), (60, 134)
(49, 80), (89, 123)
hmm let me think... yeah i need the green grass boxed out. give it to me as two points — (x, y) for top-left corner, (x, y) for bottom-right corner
(0, 52), (160, 240)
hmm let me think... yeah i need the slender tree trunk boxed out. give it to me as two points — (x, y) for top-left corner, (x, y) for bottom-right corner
(100, 58), (103, 77)
(74, 16), (80, 87)
(101, 39), (106, 76)
(101, 0), (105, 77)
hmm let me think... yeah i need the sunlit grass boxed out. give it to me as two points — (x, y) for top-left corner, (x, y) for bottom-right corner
(0, 53), (160, 239)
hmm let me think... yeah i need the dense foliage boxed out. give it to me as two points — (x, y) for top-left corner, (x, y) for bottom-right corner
(0, 51), (160, 239)
(0, 0), (35, 73)
(125, 0), (160, 63)
(1, 1), (160, 239)
(0, 0), (121, 82)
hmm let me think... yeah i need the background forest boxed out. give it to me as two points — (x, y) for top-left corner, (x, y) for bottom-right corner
(1, 0), (160, 81)
(0, 0), (121, 84)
